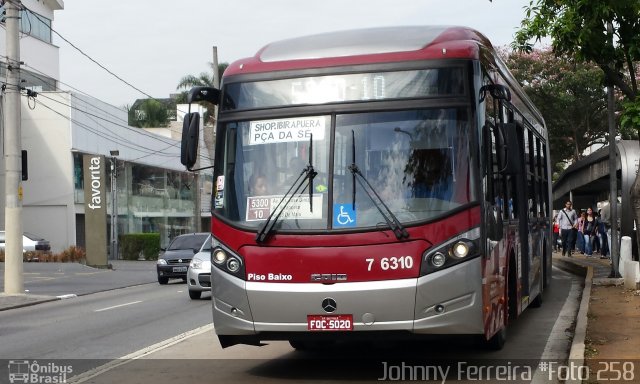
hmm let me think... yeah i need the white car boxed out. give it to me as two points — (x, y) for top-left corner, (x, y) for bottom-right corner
(0, 231), (51, 254)
(187, 251), (212, 299)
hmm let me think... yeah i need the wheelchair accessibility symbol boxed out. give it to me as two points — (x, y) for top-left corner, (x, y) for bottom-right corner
(333, 204), (356, 227)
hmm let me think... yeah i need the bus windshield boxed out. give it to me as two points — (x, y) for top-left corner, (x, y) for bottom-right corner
(215, 107), (473, 231)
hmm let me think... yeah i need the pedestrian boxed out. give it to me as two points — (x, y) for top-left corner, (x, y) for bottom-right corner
(583, 207), (596, 256)
(556, 200), (578, 257)
(597, 211), (609, 259)
(552, 220), (560, 252)
(600, 201), (621, 261)
(576, 211), (586, 254)
(592, 211), (601, 254)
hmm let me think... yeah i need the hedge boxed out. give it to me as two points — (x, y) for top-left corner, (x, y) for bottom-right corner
(120, 233), (161, 260)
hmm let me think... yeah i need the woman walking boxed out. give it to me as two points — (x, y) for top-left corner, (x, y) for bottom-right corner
(583, 207), (597, 256)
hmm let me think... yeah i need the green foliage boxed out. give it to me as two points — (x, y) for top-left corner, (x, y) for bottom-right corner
(501, 47), (610, 170)
(513, 0), (640, 169)
(128, 99), (170, 128)
(620, 99), (640, 140)
(514, 0), (640, 100)
(176, 62), (228, 125)
(120, 233), (161, 260)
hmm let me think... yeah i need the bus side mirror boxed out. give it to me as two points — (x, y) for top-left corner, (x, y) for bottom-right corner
(498, 123), (521, 175)
(479, 84), (511, 102)
(181, 112), (200, 169)
(188, 87), (220, 105)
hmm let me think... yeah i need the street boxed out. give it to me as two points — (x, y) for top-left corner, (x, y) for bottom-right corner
(0, 264), (581, 383)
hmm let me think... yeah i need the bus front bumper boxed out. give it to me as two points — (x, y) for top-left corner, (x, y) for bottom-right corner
(211, 257), (484, 347)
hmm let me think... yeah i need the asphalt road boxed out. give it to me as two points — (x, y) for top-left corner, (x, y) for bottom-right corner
(0, 260), (158, 297)
(0, 263), (581, 383)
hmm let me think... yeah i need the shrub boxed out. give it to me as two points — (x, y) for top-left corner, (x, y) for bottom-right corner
(120, 233), (161, 260)
(23, 246), (86, 263)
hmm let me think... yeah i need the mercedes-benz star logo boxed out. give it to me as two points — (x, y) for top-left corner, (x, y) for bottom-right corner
(321, 298), (337, 313)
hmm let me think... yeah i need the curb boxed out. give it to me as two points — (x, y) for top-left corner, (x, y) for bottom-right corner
(551, 257), (592, 384)
(568, 266), (592, 384)
(0, 294), (60, 311)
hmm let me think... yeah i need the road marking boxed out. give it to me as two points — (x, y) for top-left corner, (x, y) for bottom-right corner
(57, 294), (78, 299)
(531, 266), (583, 383)
(94, 300), (143, 312)
(67, 324), (213, 384)
(25, 277), (58, 283)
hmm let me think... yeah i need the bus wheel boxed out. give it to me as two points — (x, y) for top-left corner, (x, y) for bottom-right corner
(530, 275), (544, 308)
(484, 327), (507, 350)
(289, 340), (333, 351)
(529, 263), (546, 308)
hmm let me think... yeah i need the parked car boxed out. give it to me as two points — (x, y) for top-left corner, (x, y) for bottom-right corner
(0, 231), (51, 256)
(156, 233), (211, 285)
(187, 250), (212, 299)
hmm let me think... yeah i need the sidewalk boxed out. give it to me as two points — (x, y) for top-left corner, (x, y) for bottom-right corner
(552, 249), (621, 283)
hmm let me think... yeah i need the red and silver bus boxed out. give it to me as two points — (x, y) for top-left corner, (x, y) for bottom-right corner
(181, 26), (552, 350)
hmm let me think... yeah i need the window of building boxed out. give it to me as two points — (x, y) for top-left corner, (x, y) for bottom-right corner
(1, 6), (52, 43)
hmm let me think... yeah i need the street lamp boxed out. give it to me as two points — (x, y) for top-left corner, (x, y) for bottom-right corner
(110, 150), (119, 260)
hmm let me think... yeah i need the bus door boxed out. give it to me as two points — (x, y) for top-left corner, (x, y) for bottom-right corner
(499, 103), (529, 314)
(503, 112), (537, 313)
(513, 121), (530, 304)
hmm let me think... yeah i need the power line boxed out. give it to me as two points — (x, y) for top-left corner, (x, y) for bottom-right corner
(30, 92), (213, 164)
(28, 95), (185, 165)
(3, 6), (213, 165)
(21, 6), (156, 100)
(2, 60), (213, 165)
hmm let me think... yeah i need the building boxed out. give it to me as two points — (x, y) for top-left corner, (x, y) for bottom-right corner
(1, 1), (210, 255)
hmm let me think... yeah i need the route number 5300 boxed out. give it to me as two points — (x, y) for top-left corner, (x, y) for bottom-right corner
(366, 256), (413, 271)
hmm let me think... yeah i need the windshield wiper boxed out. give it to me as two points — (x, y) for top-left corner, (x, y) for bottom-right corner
(348, 130), (409, 240)
(256, 135), (317, 244)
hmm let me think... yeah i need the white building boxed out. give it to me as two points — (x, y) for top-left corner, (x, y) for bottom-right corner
(1, 1), (210, 254)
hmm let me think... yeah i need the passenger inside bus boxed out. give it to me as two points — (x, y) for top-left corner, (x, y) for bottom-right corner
(407, 149), (453, 201)
(249, 173), (269, 196)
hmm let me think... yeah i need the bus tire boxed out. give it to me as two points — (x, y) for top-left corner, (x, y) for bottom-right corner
(484, 327), (507, 350)
(289, 340), (308, 350)
(531, 250), (545, 308)
(289, 340), (333, 351)
(530, 271), (544, 308)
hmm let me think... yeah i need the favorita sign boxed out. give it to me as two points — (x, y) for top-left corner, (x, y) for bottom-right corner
(83, 154), (108, 266)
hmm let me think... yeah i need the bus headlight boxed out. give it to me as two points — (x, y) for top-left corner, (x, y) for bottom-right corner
(420, 228), (480, 276)
(431, 252), (447, 268)
(213, 249), (227, 264)
(451, 241), (470, 258)
(210, 237), (245, 279)
(227, 258), (241, 272)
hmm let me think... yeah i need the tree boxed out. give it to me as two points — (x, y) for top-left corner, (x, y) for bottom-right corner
(514, 0), (640, 260)
(499, 48), (609, 174)
(128, 99), (170, 128)
(176, 62), (228, 125)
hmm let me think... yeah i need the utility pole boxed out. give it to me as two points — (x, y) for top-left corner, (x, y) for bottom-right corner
(110, 151), (119, 260)
(3, 0), (25, 294)
(607, 20), (620, 278)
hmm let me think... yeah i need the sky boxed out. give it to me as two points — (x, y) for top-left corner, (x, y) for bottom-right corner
(53, 0), (536, 108)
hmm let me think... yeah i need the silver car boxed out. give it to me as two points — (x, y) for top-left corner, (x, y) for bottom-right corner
(187, 250), (211, 299)
(0, 231), (51, 255)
